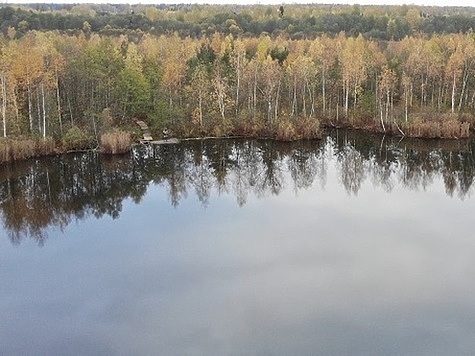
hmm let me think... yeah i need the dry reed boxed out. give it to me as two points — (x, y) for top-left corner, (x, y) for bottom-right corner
(0, 137), (55, 163)
(100, 130), (132, 154)
(275, 116), (321, 141)
(405, 118), (470, 139)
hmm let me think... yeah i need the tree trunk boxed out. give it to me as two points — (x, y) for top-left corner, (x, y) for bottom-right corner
(56, 70), (63, 136)
(458, 68), (469, 112)
(274, 78), (281, 123)
(451, 73), (456, 113)
(41, 82), (46, 139)
(198, 91), (203, 128)
(235, 57), (241, 119)
(267, 98), (272, 124)
(344, 81), (349, 117)
(253, 69), (257, 121)
(336, 92), (339, 122)
(405, 88), (408, 123)
(291, 76), (297, 117)
(37, 89), (42, 134)
(1, 74), (6, 138)
(218, 87), (225, 121)
(380, 104), (386, 132)
(27, 83), (33, 133)
(247, 82), (252, 120)
(67, 94), (74, 126)
(385, 90), (390, 122)
(322, 67), (326, 115)
(12, 89), (19, 126)
(420, 75), (425, 107)
(308, 81), (315, 118)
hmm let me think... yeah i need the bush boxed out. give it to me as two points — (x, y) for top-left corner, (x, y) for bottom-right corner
(212, 118), (233, 137)
(232, 117), (264, 137)
(100, 129), (132, 154)
(274, 116), (321, 141)
(62, 126), (93, 151)
(295, 116), (321, 139)
(36, 137), (55, 156)
(275, 120), (297, 141)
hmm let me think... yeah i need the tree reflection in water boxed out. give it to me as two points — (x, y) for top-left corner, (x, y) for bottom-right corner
(1, 130), (474, 244)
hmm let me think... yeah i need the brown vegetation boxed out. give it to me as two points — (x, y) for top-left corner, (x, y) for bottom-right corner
(404, 114), (471, 139)
(0, 137), (55, 163)
(100, 130), (132, 154)
(274, 117), (321, 141)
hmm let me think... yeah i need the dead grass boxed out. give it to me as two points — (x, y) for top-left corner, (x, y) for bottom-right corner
(232, 119), (265, 137)
(100, 129), (132, 154)
(275, 120), (297, 141)
(275, 116), (321, 141)
(405, 117), (470, 139)
(294, 116), (321, 139)
(0, 137), (55, 163)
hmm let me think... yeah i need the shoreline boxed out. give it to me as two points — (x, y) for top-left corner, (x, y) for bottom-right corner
(1, 123), (473, 165)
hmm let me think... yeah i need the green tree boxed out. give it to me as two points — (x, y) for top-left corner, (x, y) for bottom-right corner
(115, 42), (151, 118)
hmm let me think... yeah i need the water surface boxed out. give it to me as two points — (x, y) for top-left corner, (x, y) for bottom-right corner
(1, 131), (475, 355)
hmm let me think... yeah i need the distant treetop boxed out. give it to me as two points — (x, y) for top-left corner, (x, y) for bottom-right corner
(1, 3), (475, 40)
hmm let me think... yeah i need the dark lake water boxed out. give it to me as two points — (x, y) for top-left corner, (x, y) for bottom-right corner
(2, 130), (475, 355)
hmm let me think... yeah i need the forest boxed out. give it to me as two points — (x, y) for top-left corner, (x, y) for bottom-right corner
(1, 3), (475, 161)
(2, 3), (475, 40)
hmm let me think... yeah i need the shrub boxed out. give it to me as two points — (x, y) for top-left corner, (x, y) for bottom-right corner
(36, 137), (55, 156)
(295, 116), (321, 139)
(275, 120), (297, 141)
(212, 118), (233, 137)
(232, 118), (264, 137)
(275, 116), (321, 141)
(100, 129), (132, 154)
(62, 126), (93, 151)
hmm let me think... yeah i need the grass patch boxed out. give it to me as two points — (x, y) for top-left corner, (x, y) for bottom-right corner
(275, 116), (321, 141)
(100, 129), (132, 154)
(405, 116), (470, 139)
(0, 137), (55, 163)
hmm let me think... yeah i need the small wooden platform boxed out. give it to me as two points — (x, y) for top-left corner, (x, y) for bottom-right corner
(134, 119), (179, 145)
(135, 120), (153, 142)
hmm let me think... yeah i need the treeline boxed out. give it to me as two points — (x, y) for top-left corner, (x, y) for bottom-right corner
(2, 29), (475, 149)
(2, 4), (475, 41)
(2, 132), (474, 243)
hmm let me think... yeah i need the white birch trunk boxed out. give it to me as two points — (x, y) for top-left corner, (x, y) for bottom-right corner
(1, 74), (6, 137)
(41, 83), (46, 139)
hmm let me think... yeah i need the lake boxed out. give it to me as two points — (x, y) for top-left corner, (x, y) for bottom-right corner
(1, 130), (475, 355)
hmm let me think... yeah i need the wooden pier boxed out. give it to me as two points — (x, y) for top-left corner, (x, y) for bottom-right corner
(135, 119), (180, 145)
(135, 120), (153, 143)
